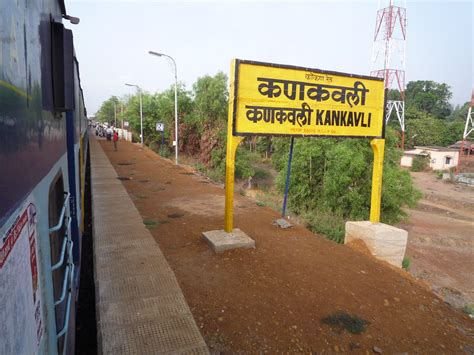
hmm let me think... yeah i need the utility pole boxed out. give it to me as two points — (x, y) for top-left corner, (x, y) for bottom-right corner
(113, 101), (117, 127)
(371, 0), (407, 149)
(148, 51), (179, 165)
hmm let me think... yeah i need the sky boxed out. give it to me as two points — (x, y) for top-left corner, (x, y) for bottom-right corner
(66, 0), (473, 115)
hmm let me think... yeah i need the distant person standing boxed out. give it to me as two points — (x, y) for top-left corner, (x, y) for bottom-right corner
(113, 130), (119, 151)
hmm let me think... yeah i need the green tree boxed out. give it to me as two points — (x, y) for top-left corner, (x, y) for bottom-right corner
(120, 85), (193, 148)
(405, 80), (452, 119)
(449, 101), (470, 121)
(405, 109), (446, 146)
(405, 109), (465, 147)
(187, 72), (228, 131)
(182, 72), (253, 179)
(187, 73), (227, 159)
(96, 96), (121, 124)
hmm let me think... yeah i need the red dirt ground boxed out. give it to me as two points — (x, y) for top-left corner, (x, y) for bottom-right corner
(398, 172), (474, 309)
(100, 139), (474, 353)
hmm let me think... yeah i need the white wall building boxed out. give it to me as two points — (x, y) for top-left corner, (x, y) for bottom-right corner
(401, 146), (459, 171)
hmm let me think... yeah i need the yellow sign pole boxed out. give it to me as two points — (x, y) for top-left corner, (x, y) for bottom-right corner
(224, 60), (244, 233)
(224, 135), (243, 233)
(369, 138), (385, 222)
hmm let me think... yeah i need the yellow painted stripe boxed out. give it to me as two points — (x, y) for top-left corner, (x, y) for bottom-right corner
(0, 79), (31, 99)
(80, 134), (85, 233)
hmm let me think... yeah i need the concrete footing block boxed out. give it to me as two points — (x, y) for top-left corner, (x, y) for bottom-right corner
(345, 221), (408, 268)
(202, 228), (255, 253)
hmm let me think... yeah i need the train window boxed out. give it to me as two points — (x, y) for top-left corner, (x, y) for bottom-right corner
(48, 173), (67, 353)
(51, 22), (75, 111)
(41, 21), (75, 112)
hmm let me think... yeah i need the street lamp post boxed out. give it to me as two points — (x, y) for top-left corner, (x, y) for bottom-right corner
(125, 83), (143, 146)
(148, 50), (178, 164)
(113, 101), (117, 127)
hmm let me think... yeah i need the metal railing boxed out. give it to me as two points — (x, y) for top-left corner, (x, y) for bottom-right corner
(51, 218), (72, 271)
(49, 193), (70, 232)
(48, 192), (74, 349)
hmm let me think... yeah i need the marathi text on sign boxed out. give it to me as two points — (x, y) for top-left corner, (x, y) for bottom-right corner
(232, 60), (385, 137)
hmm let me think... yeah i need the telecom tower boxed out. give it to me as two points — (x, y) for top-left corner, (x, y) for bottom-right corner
(462, 91), (474, 142)
(457, 91), (474, 171)
(370, 0), (407, 148)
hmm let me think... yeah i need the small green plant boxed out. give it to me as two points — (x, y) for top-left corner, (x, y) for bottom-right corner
(321, 312), (370, 334)
(143, 220), (158, 229)
(402, 256), (411, 270)
(256, 201), (265, 207)
(159, 146), (171, 158)
(193, 162), (205, 172)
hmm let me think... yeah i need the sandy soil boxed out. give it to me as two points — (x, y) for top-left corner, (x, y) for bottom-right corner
(398, 172), (474, 309)
(100, 139), (474, 353)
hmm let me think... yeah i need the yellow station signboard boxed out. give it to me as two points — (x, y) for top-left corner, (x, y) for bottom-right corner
(232, 60), (385, 138)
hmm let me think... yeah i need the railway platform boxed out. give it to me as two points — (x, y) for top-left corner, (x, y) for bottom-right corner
(90, 138), (209, 354)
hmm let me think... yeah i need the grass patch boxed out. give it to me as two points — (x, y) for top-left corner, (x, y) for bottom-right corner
(303, 210), (346, 244)
(143, 220), (158, 229)
(256, 201), (265, 207)
(149, 142), (172, 158)
(321, 312), (370, 334)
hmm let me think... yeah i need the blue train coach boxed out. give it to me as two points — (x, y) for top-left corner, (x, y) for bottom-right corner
(1, 0), (89, 354)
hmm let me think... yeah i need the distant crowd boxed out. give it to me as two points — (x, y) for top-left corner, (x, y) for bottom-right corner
(89, 121), (120, 150)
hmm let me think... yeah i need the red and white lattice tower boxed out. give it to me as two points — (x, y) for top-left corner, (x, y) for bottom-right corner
(370, 0), (407, 148)
(455, 91), (474, 173)
(462, 90), (474, 141)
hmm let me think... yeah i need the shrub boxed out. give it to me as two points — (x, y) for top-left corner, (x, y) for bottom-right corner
(411, 155), (429, 172)
(463, 304), (474, 316)
(272, 128), (421, 242)
(253, 167), (271, 180)
(303, 210), (345, 244)
(210, 144), (255, 181)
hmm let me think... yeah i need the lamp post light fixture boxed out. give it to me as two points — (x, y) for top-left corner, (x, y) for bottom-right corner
(148, 50), (179, 165)
(125, 83), (143, 146)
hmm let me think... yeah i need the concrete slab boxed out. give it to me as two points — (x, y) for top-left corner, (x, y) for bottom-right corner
(202, 228), (255, 253)
(345, 221), (408, 268)
(273, 218), (292, 229)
